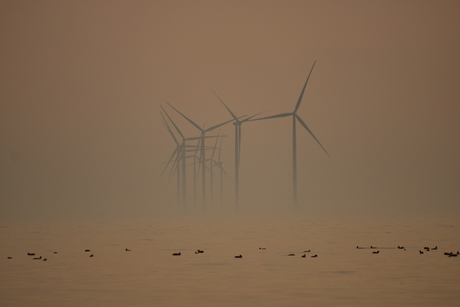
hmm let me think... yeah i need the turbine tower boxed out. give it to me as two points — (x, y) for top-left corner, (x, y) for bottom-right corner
(252, 61), (329, 209)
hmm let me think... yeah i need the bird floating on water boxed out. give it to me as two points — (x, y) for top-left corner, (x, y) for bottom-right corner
(234, 255), (242, 258)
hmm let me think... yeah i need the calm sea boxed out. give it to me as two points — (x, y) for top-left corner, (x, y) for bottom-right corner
(1, 214), (459, 307)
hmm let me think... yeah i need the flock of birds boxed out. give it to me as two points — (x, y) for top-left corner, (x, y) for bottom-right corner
(170, 245), (459, 259)
(6, 248), (138, 261)
(171, 248), (319, 259)
(6, 245), (459, 261)
(356, 245), (459, 257)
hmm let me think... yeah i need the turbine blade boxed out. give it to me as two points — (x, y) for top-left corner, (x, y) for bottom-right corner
(160, 105), (185, 139)
(294, 61), (316, 113)
(250, 113), (292, 121)
(161, 111), (180, 145)
(296, 114), (330, 157)
(185, 136), (204, 141)
(240, 111), (264, 123)
(159, 147), (179, 178)
(212, 89), (239, 121)
(167, 102), (203, 132)
(185, 135), (227, 141)
(213, 160), (233, 181)
(205, 118), (234, 132)
(210, 130), (220, 159)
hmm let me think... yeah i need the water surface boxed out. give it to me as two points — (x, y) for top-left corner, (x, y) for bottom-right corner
(1, 215), (459, 306)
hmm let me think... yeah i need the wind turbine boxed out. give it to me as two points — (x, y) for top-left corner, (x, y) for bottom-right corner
(212, 90), (262, 210)
(251, 61), (330, 209)
(160, 108), (203, 210)
(166, 102), (234, 211)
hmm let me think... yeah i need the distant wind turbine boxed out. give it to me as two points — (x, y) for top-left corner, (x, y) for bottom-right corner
(160, 108), (203, 209)
(212, 90), (262, 210)
(251, 61), (330, 209)
(166, 102), (234, 211)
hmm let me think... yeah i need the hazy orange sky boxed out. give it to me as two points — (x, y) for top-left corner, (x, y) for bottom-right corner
(1, 1), (459, 220)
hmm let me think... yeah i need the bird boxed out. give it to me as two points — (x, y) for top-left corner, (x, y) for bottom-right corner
(259, 247), (266, 250)
(432, 246), (438, 250)
(172, 252), (181, 256)
(311, 254), (318, 258)
(43, 258), (47, 261)
(288, 254), (295, 256)
(85, 250), (90, 252)
(125, 248), (131, 251)
(27, 253), (35, 256)
(89, 254), (94, 257)
(301, 254), (306, 258)
(304, 250), (311, 253)
(7, 257), (12, 259)
(419, 250), (424, 254)
(234, 255), (242, 258)
(372, 251), (379, 254)
(33, 256), (42, 260)
(195, 250), (204, 254)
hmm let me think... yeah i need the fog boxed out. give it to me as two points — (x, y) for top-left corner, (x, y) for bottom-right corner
(1, 1), (459, 221)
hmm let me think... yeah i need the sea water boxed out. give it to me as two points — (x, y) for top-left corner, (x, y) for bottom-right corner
(1, 214), (459, 306)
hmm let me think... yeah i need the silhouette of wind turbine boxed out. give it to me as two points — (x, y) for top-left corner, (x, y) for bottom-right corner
(166, 102), (234, 210)
(212, 90), (262, 210)
(160, 109), (203, 209)
(251, 61), (330, 209)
